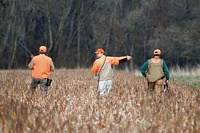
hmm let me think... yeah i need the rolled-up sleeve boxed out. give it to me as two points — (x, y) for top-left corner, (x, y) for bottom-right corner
(28, 59), (34, 70)
(108, 57), (120, 65)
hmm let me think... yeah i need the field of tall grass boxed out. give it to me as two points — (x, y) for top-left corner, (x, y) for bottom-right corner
(0, 69), (200, 133)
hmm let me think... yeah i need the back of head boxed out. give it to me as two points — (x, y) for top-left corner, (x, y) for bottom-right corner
(39, 46), (47, 53)
(153, 49), (161, 56)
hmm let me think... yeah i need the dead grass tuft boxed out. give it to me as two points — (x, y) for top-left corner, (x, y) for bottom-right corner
(0, 69), (200, 132)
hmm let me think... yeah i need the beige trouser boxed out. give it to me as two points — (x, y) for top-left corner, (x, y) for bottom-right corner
(148, 79), (163, 94)
(98, 80), (112, 97)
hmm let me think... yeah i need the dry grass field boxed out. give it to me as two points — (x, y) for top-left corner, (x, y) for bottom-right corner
(0, 69), (200, 133)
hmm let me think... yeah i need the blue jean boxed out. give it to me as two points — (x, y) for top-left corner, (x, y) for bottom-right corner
(30, 78), (48, 95)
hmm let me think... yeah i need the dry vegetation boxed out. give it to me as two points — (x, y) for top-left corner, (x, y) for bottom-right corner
(0, 69), (200, 133)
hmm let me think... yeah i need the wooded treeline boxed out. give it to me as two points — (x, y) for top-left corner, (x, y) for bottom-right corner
(0, 0), (200, 69)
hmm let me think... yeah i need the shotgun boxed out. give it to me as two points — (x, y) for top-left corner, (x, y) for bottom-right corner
(17, 41), (33, 56)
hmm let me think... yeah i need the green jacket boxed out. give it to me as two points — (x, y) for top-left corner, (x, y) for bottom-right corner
(140, 59), (170, 81)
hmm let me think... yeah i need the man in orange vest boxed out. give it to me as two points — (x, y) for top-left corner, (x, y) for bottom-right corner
(91, 48), (131, 98)
(28, 46), (54, 97)
(140, 49), (170, 94)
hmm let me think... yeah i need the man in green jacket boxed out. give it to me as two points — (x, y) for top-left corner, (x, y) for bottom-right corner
(140, 49), (170, 94)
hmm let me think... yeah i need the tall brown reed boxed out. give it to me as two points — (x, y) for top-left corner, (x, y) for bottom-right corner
(0, 69), (199, 132)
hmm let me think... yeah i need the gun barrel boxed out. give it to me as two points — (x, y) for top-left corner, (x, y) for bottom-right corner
(17, 41), (33, 55)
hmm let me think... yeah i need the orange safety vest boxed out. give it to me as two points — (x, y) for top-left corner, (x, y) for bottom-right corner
(31, 54), (52, 78)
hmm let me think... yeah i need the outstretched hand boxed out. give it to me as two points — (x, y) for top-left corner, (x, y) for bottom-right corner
(127, 55), (131, 60)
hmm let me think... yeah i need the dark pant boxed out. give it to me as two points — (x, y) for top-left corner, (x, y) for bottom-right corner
(30, 78), (48, 96)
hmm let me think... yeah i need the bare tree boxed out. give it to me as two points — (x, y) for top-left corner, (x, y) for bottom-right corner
(0, 1), (13, 60)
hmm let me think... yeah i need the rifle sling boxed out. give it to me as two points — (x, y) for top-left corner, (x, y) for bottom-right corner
(98, 56), (106, 78)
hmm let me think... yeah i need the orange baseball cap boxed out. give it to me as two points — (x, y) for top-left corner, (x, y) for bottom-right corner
(39, 46), (47, 53)
(94, 48), (104, 54)
(153, 49), (161, 55)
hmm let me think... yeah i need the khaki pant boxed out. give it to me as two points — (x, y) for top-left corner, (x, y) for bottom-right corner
(148, 79), (163, 94)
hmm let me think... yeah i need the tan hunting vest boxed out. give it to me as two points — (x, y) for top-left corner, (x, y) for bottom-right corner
(146, 59), (165, 82)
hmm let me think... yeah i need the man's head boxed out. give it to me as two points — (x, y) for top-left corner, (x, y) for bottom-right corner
(153, 49), (161, 57)
(39, 46), (47, 53)
(94, 48), (104, 58)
